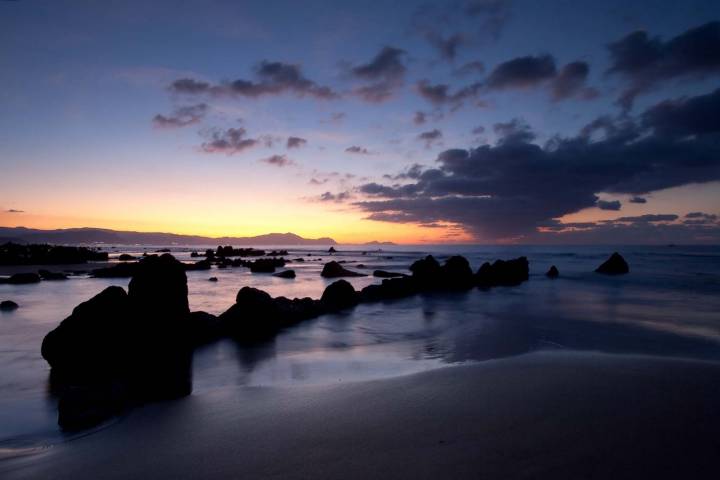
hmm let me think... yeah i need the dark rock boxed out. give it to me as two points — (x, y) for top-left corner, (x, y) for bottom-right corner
(595, 252), (629, 275)
(0, 242), (108, 265)
(293, 257), (305, 262)
(216, 246), (265, 257)
(360, 277), (417, 302)
(39, 269), (69, 280)
(189, 311), (223, 345)
(208, 277), (218, 282)
(328, 247), (336, 253)
(184, 259), (212, 271)
(440, 256), (474, 290)
(373, 270), (407, 278)
(273, 270), (296, 279)
(546, 265), (559, 278)
(57, 383), (129, 431)
(267, 250), (289, 256)
(321, 261), (366, 278)
(1, 272), (42, 284)
(118, 254), (136, 261)
(356, 264), (365, 268)
(92, 262), (139, 278)
(190, 251), (200, 258)
(320, 280), (358, 311)
(475, 257), (529, 287)
(409, 255), (441, 289)
(1, 300), (19, 310)
(247, 258), (286, 273)
(155, 248), (171, 253)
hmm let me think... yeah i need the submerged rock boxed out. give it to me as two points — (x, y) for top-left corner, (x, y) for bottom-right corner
(1, 300), (19, 310)
(321, 261), (365, 278)
(208, 277), (218, 282)
(595, 252), (629, 275)
(546, 265), (559, 278)
(118, 254), (136, 261)
(273, 270), (296, 279)
(373, 270), (407, 278)
(328, 247), (336, 253)
(39, 269), (69, 280)
(320, 280), (358, 311)
(1, 272), (42, 284)
(475, 257), (529, 287)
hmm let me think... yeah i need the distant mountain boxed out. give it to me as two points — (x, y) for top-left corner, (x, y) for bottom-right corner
(363, 240), (397, 246)
(0, 227), (337, 246)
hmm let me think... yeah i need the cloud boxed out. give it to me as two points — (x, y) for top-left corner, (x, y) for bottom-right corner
(319, 191), (352, 202)
(345, 146), (371, 155)
(493, 118), (535, 144)
(454, 61), (485, 76)
(351, 89), (720, 240)
(260, 154), (294, 167)
(486, 54), (557, 90)
(629, 196), (647, 204)
(201, 127), (258, 155)
(686, 212), (718, 221)
(642, 87), (720, 138)
(286, 136), (307, 149)
(472, 125), (485, 135)
(607, 21), (720, 110)
(550, 62), (599, 101)
(427, 33), (465, 60)
(614, 214), (677, 222)
(596, 199), (622, 211)
(170, 61), (338, 100)
(5, 209), (24, 213)
(417, 129), (443, 148)
(350, 46), (407, 102)
(152, 103), (208, 128)
(413, 111), (427, 125)
(416, 80), (481, 107)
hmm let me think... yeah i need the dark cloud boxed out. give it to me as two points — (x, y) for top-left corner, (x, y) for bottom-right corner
(614, 214), (677, 222)
(472, 125), (485, 135)
(319, 191), (352, 202)
(427, 33), (465, 60)
(5, 209), (24, 213)
(418, 129), (443, 148)
(345, 146), (371, 154)
(201, 127), (258, 155)
(261, 154), (294, 167)
(493, 118), (535, 144)
(152, 103), (208, 128)
(550, 62), (599, 101)
(416, 80), (481, 107)
(413, 111), (427, 125)
(629, 196), (647, 204)
(352, 89), (720, 240)
(596, 199), (622, 211)
(286, 136), (307, 149)
(607, 22), (720, 110)
(486, 54), (556, 90)
(170, 61), (338, 100)
(350, 46), (407, 102)
(454, 61), (486, 76)
(642, 87), (720, 138)
(686, 212), (718, 221)
(309, 177), (328, 185)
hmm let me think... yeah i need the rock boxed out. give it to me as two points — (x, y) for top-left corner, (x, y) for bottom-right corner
(184, 259), (212, 271)
(320, 280), (358, 311)
(2, 272), (42, 284)
(243, 258), (286, 273)
(546, 265), (559, 278)
(92, 262), (139, 278)
(189, 311), (223, 345)
(273, 270), (296, 279)
(208, 277), (218, 282)
(155, 248), (171, 253)
(1, 300), (19, 310)
(118, 254), (136, 261)
(360, 277), (416, 302)
(409, 255), (441, 289)
(595, 252), (629, 275)
(328, 247), (336, 253)
(321, 261), (366, 278)
(0, 242), (108, 265)
(475, 257), (529, 287)
(440, 256), (474, 290)
(293, 257), (305, 262)
(373, 270), (407, 278)
(57, 383), (129, 431)
(39, 269), (69, 280)
(356, 264), (365, 268)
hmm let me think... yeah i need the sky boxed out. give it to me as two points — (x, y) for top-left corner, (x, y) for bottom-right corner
(0, 0), (719, 244)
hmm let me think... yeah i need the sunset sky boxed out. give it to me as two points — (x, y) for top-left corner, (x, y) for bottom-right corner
(1, 0), (719, 244)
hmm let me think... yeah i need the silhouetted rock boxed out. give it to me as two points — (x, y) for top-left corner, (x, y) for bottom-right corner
(92, 262), (139, 278)
(208, 277), (218, 282)
(595, 252), (629, 275)
(320, 280), (358, 311)
(273, 270), (296, 279)
(1, 300), (19, 310)
(360, 277), (417, 302)
(267, 250), (289, 256)
(475, 257), (529, 287)
(441, 256), (474, 290)
(250, 258), (286, 273)
(546, 265), (559, 278)
(39, 269), (68, 280)
(155, 248), (171, 253)
(409, 255), (441, 289)
(293, 257), (305, 262)
(328, 247), (336, 253)
(1, 272), (42, 284)
(0, 242), (108, 265)
(184, 259), (212, 271)
(118, 254), (136, 261)
(321, 261), (366, 278)
(189, 311), (223, 345)
(216, 246), (265, 257)
(373, 270), (407, 278)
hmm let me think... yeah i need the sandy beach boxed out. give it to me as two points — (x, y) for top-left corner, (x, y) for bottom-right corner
(3, 351), (719, 479)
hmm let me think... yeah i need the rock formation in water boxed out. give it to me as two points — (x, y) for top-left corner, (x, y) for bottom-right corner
(595, 252), (629, 275)
(0, 272), (42, 284)
(475, 257), (529, 287)
(321, 261), (366, 278)
(273, 270), (296, 278)
(546, 265), (559, 278)
(1, 300), (19, 310)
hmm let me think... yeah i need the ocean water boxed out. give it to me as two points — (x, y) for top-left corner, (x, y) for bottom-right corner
(1, 244), (719, 447)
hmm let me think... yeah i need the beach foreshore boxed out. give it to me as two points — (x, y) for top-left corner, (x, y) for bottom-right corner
(2, 351), (719, 479)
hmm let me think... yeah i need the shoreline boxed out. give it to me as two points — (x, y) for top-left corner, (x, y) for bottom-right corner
(4, 350), (720, 479)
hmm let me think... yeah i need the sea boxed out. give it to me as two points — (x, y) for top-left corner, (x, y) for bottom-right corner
(1, 244), (719, 449)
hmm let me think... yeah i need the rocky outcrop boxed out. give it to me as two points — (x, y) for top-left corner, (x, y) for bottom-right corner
(39, 269), (68, 280)
(475, 257), (529, 287)
(273, 270), (296, 279)
(1, 300), (19, 310)
(373, 270), (407, 278)
(118, 254), (136, 261)
(321, 261), (366, 278)
(595, 252), (629, 275)
(0, 242), (108, 265)
(320, 280), (358, 311)
(546, 265), (559, 278)
(0, 272), (42, 284)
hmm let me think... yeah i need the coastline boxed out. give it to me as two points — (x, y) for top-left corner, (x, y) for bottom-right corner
(4, 350), (720, 479)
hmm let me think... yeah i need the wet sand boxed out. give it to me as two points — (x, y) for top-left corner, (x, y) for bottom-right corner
(3, 351), (720, 479)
